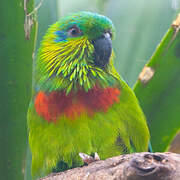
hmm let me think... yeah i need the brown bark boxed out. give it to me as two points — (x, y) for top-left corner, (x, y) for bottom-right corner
(39, 152), (180, 180)
(169, 132), (180, 154)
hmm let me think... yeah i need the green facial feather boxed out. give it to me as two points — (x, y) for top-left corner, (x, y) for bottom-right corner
(54, 11), (115, 40)
(28, 11), (150, 179)
(36, 11), (117, 94)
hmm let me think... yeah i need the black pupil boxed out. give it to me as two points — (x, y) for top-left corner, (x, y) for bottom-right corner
(71, 28), (78, 35)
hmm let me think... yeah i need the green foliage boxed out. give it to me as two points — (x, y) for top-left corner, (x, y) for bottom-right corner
(134, 16), (180, 152)
(0, 0), (36, 180)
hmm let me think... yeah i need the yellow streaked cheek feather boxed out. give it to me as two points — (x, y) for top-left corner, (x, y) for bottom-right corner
(39, 36), (93, 77)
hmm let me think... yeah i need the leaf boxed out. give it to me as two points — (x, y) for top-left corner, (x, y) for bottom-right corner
(134, 13), (180, 152)
(0, 0), (36, 179)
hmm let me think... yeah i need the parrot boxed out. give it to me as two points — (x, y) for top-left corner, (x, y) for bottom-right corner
(27, 11), (150, 179)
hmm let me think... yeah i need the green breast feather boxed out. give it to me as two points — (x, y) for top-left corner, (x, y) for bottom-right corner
(27, 11), (150, 179)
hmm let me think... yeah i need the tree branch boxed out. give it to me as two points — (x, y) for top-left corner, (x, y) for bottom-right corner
(39, 152), (180, 180)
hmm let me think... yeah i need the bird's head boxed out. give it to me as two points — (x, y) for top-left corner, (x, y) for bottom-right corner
(37, 11), (118, 93)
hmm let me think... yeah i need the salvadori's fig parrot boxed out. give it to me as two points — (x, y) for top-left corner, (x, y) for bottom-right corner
(27, 11), (150, 179)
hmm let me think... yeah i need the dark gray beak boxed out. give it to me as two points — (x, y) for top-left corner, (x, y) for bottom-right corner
(92, 33), (112, 68)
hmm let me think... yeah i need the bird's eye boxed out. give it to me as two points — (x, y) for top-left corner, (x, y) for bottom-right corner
(67, 26), (81, 37)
